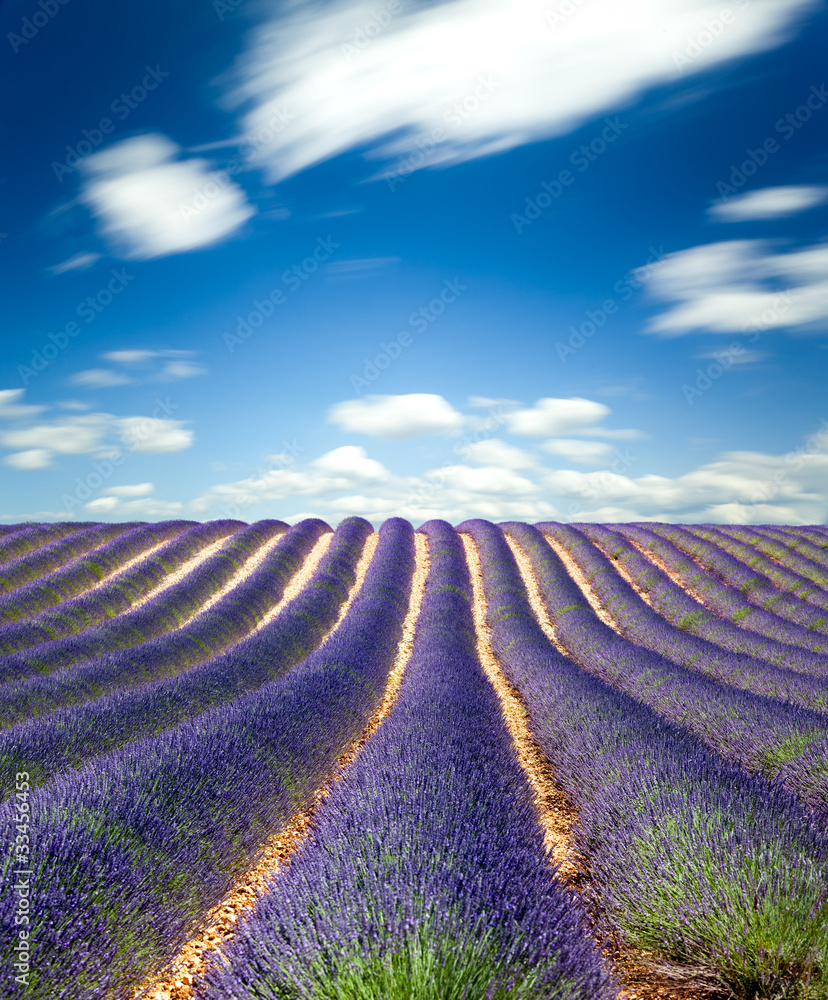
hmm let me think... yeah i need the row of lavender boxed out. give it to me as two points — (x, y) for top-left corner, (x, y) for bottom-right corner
(200, 520), (614, 1000)
(0, 520), (238, 656)
(0, 517), (370, 796)
(629, 523), (828, 651)
(510, 522), (828, 818)
(467, 519), (828, 999)
(555, 522), (828, 709)
(0, 520), (325, 729)
(0, 518), (414, 999)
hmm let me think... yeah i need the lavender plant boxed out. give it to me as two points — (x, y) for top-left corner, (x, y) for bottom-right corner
(0, 517), (372, 796)
(0, 520), (239, 658)
(617, 524), (828, 655)
(0, 518), (414, 1000)
(198, 520), (616, 1000)
(0, 519), (321, 728)
(467, 519), (828, 999)
(0, 519), (275, 684)
(0, 522), (133, 597)
(0, 520), (187, 628)
(552, 522), (828, 711)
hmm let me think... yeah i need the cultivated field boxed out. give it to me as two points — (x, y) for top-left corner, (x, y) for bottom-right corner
(2, 517), (828, 1000)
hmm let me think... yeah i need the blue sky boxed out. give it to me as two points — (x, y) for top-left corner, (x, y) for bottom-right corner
(1, 0), (827, 526)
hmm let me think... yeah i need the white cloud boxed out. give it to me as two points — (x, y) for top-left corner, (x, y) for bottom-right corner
(695, 347), (770, 365)
(106, 483), (154, 497)
(505, 397), (610, 436)
(189, 418), (828, 525)
(4, 449), (52, 470)
(80, 133), (255, 260)
(575, 426), (647, 440)
(311, 445), (388, 481)
(69, 369), (134, 388)
(159, 360), (207, 379)
(462, 439), (534, 469)
(49, 252), (101, 275)
(84, 496), (183, 517)
(435, 464), (539, 496)
(642, 238), (828, 336)
(117, 417), (194, 453)
(0, 394), (196, 472)
(327, 393), (465, 439)
(103, 350), (160, 363)
(708, 185), (828, 222)
(542, 439), (613, 464)
(0, 389), (47, 419)
(229, 0), (813, 184)
(0, 415), (111, 455)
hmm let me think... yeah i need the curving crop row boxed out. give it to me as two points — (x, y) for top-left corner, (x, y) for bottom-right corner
(0, 521), (189, 628)
(0, 517), (372, 797)
(0, 517), (415, 1000)
(577, 522), (828, 677)
(617, 523), (828, 655)
(0, 522), (84, 566)
(0, 519), (277, 682)
(685, 524), (828, 609)
(0, 520), (240, 658)
(510, 522), (828, 814)
(0, 522), (134, 598)
(0, 519), (328, 729)
(550, 522), (828, 713)
(644, 523), (828, 639)
(464, 519), (828, 999)
(200, 519), (614, 1000)
(718, 524), (828, 587)
(776, 524), (828, 554)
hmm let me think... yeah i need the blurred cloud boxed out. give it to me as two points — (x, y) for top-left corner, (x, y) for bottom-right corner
(641, 238), (828, 336)
(541, 438), (614, 464)
(229, 0), (815, 183)
(708, 184), (828, 221)
(48, 251), (101, 275)
(69, 369), (134, 388)
(79, 133), (255, 259)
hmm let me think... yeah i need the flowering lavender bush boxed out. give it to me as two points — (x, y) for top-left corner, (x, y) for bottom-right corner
(466, 519), (828, 999)
(511, 522), (828, 808)
(0, 517), (372, 796)
(0, 522), (133, 598)
(684, 524), (828, 611)
(577, 522), (828, 677)
(0, 520), (238, 658)
(199, 519), (615, 1000)
(0, 522), (83, 567)
(0, 520), (187, 630)
(0, 519), (324, 728)
(0, 518), (413, 1000)
(716, 524), (828, 594)
(645, 523), (828, 640)
(554, 522), (828, 712)
(0, 518), (275, 685)
(617, 524), (828, 654)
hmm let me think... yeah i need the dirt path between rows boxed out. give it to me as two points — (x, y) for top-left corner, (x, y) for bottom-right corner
(461, 533), (580, 880)
(500, 533), (712, 1000)
(625, 533), (725, 610)
(133, 532), (430, 1000)
(128, 531), (239, 612)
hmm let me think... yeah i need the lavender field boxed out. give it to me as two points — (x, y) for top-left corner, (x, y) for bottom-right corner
(3, 518), (828, 1000)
